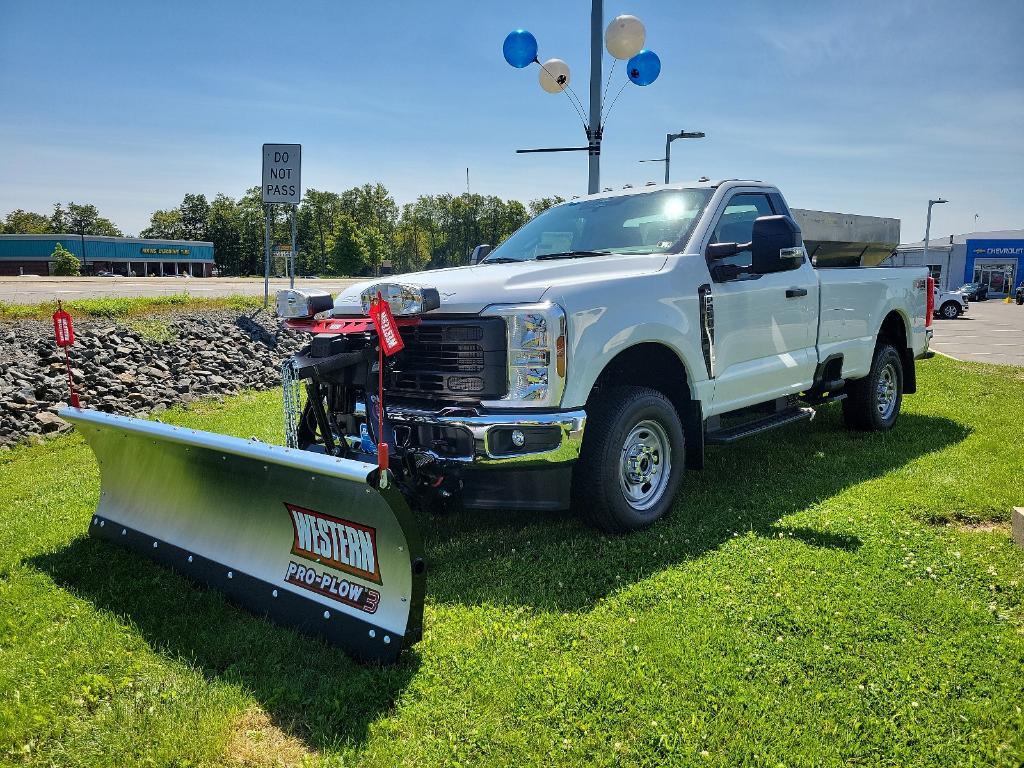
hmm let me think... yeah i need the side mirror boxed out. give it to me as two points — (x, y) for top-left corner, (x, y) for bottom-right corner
(750, 215), (804, 274)
(706, 242), (741, 260)
(470, 244), (492, 265)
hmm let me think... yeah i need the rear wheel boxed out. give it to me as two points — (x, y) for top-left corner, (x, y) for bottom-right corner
(573, 386), (684, 533)
(940, 301), (960, 319)
(842, 343), (904, 431)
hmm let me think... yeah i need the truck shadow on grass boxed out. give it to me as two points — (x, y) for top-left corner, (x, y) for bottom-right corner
(422, 409), (969, 611)
(29, 408), (967, 751)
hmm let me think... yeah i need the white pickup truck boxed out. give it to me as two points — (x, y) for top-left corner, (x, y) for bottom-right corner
(280, 180), (931, 532)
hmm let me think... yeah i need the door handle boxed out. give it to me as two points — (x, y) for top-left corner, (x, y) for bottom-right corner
(786, 287), (808, 298)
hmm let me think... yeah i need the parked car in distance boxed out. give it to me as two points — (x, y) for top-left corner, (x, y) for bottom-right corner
(934, 285), (968, 319)
(1015, 282), (1024, 305)
(96, 270), (120, 277)
(959, 282), (988, 301)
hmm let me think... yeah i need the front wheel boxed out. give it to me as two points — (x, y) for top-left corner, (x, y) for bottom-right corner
(939, 301), (961, 319)
(842, 343), (904, 431)
(572, 386), (685, 533)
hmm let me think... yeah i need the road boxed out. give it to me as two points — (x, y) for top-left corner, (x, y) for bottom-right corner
(930, 299), (1024, 367)
(0, 276), (363, 303)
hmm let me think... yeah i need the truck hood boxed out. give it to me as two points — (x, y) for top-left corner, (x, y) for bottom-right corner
(333, 254), (669, 315)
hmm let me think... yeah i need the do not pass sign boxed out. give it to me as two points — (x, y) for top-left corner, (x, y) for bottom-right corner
(262, 143), (301, 204)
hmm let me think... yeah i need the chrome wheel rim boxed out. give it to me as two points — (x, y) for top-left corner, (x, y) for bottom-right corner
(876, 362), (898, 420)
(618, 419), (671, 511)
(943, 304), (957, 318)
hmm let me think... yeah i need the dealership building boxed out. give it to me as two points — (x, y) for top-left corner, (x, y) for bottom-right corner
(0, 234), (215, 277)
(884, 229), (1024, 296)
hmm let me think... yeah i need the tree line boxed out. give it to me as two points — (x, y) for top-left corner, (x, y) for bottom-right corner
(1, 186), (566, 276)
(1, 203), (122, 238)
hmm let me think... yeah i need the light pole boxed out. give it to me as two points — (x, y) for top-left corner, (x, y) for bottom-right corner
(922, 198), (948, 288)
(639, 130), (706, 183)
(504, 6), (662, 195)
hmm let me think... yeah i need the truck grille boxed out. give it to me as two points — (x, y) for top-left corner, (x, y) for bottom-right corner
(389, 318), (507, 403)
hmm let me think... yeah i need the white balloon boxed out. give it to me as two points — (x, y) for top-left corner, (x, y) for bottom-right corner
(605, 14), (645, 60)
(538, 58), (571, 94)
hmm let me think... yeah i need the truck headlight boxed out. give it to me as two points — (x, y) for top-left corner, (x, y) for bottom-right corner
(275, 289), (334, 319)
(359, 283), (441, 316)
(482, 302), (567, 408)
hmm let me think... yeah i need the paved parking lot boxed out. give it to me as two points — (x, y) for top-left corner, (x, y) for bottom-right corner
(0, 276), (362, 303)
(930, 299), (1024, 366)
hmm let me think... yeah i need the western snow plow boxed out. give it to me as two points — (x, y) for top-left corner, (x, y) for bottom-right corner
(59, 407), (425, 663)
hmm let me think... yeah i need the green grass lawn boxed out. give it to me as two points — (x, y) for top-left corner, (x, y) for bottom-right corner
(1, 355), (1022, 767)
(0, 294), (262, 322)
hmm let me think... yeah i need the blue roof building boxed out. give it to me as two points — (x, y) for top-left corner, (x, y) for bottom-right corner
(0, 234), (215, 276)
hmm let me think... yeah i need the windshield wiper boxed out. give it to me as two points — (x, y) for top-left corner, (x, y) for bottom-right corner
(481, 257), (521, 264)
(536, 250), (609, 260)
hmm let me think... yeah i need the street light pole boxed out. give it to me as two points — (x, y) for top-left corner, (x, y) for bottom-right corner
(922, 197), (948, 288)
(664, 130), (705, 184)
(587, 0), (603, 194)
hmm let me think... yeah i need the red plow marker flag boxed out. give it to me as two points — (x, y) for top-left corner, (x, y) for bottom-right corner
(52, 302), (80, 408)
(368, 293), (404, 478)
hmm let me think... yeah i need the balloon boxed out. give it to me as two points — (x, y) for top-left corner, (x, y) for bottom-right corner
(627, 49), (661, 86)
(605, 14), (645, 60)
(503, 30), (538, 69)
(538, 58), (571, 94)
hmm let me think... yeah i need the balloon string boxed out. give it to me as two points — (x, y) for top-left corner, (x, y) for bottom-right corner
(601, 81), (629, 127)
(536, 59), (588, 127)
(601, 58), (617, 115)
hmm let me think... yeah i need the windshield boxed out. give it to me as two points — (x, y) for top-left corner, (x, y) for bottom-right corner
(483, 188), (713, 263)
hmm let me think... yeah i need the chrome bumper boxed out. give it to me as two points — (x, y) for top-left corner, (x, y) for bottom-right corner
(365, 403), (587, 467)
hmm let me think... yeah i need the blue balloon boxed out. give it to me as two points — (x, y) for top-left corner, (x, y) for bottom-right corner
(627, 49), (661, 86)
(503, 29), (538, 69)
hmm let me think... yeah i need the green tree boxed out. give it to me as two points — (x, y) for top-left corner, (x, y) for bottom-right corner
(528, 196), (565, 217)
(206, 194), (242, 276)
(51, 243), (80, 276)
(298, 188), (344, 276)
(2, 209), (52, 234)
(393, 205), (431, 274)
(179, 193), (210, 241)
(237, 187), (269, 276)
(140, 208), (184, 239)
(363, 226), (388, 276)
(63, 202), (122, 236)
(328, 213), (367, 276)
(50, 203), (68, 233)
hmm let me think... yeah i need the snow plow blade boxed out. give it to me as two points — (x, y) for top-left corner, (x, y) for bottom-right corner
(60, 407), (425, 664)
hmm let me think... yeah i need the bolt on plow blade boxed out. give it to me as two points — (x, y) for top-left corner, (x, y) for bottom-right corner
(60, 408), (425, 663)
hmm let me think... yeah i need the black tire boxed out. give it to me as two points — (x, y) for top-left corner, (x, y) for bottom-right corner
(939, 301), (960, 319)
(842, 343), (904, 431)
(572, 386), (684, 533)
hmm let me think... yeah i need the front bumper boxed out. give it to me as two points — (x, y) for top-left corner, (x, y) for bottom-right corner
(366, 403), (587, 467)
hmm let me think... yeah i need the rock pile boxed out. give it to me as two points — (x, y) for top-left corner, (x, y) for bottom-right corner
(0, 310), (304, 449)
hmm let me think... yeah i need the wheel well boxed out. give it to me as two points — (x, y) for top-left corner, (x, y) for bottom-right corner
(878, 310), (916, 394)
(588, 343), (704, 468)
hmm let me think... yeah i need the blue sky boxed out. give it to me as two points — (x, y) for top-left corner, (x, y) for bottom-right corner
(1, 0), (1022, 240)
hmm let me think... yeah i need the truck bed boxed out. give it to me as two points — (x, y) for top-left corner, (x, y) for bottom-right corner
(816, 265), (928, 379)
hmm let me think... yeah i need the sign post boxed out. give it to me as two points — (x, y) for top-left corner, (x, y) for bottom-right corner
(290, 206), (298, 289)
(261, 143), (302, 307)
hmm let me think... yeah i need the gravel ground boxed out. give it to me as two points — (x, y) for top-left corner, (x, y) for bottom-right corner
(0, 309), (303, 448)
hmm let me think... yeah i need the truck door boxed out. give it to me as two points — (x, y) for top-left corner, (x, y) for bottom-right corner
(704, 192), (820, 415)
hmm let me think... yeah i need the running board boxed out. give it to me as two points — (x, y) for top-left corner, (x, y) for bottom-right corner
(705, 406), (816, 444)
